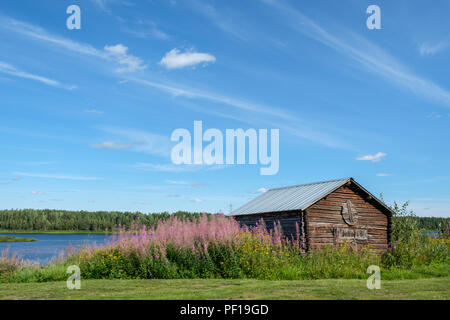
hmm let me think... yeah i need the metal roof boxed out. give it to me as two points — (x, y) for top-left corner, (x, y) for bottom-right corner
(232, 178), (351, 216)
(232, 177), (394, 216)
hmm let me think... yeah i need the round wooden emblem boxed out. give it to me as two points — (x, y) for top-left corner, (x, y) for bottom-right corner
(341, 200), (358, 226)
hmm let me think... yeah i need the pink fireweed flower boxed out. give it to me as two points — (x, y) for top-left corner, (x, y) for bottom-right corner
(73, 213), (291, 262)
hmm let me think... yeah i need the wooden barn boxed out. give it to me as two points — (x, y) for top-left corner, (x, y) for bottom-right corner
(232, 178), (393, 252)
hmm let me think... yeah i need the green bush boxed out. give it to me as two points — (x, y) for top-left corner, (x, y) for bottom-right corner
(4, 263), (68, 283)
(382, 201), (449, 272)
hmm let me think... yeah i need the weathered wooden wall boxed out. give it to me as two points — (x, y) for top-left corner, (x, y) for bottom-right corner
(234, 211), (302, 242)
(306, 184), (390, 251)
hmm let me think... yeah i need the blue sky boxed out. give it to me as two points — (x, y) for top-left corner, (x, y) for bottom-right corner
(0, 0), (449, 217)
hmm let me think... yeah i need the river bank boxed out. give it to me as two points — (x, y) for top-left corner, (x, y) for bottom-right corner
(0, 236), (37, 242)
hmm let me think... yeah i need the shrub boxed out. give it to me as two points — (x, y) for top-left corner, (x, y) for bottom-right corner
(6, 264), (68, 283)
(390, 201), (421, 243)
(0, 253), (22, 282)
(296, 245), (380, 279)
(382, 201), (449, 272)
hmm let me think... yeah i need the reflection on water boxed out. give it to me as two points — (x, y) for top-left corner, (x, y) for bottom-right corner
(0, 233), (114, 265)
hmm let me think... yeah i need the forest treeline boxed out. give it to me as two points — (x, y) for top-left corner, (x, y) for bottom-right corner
(413, 216), (450, 232)
(0, 209), (448, 232)
(0, 209), (206, 232)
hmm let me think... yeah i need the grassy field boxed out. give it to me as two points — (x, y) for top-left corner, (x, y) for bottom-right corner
(1, 278), (448, 300)
(0, 236), (37, 242)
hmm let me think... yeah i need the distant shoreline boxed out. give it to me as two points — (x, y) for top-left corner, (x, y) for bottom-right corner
(0, 230), (109, 235)
(0, 236), (37, 242)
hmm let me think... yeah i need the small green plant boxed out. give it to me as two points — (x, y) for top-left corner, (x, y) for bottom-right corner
(390, 201), (421, 243)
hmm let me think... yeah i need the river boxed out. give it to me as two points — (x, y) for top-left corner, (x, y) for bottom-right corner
(0, 233), (114, 265)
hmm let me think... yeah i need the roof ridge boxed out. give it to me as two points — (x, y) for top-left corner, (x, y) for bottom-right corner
(268, 177), (351, 191)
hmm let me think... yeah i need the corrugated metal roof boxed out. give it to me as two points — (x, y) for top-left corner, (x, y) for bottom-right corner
(232, 178), (351, 216)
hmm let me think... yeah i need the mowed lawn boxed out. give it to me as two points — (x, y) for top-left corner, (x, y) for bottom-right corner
(1, 277), (449, 300)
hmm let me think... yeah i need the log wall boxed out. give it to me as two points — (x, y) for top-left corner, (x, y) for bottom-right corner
(234, 211), (302, 242)
(306, 184), (390, 251)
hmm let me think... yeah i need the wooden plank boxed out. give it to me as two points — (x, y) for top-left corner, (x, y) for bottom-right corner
(306, 184), (389, 251)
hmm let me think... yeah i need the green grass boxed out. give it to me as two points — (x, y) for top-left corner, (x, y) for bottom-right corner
(0, 278), (448, 300)
(0, 236), (37, 242)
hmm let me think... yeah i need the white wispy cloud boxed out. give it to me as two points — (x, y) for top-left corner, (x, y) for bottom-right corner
(250, 187), (268, 194)
(1, 16), (145, 73)
(167, 194), (182, 198)
(132, 163), (201, 172)
(1, 15), (350, 150)
(262, 0), (450, 107)
(419, 41), (448, 56)
(127, 77), (350, 149)
(159, 48), (216, 69)
(407, 201), (450, 217)
(91, 141), (131, 150)
(124, 27), (169, 40)
(426, 112), (443, 120)
(165, 180), (206, 187)
(31, 191), (45, 195)
(192, 197), (204, 203)
(166, 180), (189, 185)
(356, 152), (387, 162)
(14, 172), (103, 181)
(91, 0), (112, 13)
(1, 17), (101, 55)
(84, 109), (104, 115)
(129, 78), (296, 120)
(376, 173), (393, 177)
(132, 163), (227, 173)
(97, 127), (172, 156)
(189, 0), (248, 41)
(126, 185), (168, 191)
(133, 201), (152, 206)
(104, 44), (146, 72)
(0, 61), (76, 89)
(23, 161), (56, 166)
(123, 20), (170, 40)
(191, 182), (206, 187)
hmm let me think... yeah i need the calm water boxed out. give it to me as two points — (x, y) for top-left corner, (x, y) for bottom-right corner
(0, 233), (114, 265)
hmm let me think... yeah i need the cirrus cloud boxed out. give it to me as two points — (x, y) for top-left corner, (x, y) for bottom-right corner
(104, 44), (146, 72)
(14, 172), (103, 181)
(419, 41), (448, 56)
(0, 60), (76, 89)
(356, 152), (387, 162)
(84, 109), (104, 115)
(250, 187), (268, 194)
(166, 180), (189, 185)
(91, 141), (131, 150)
(159, 48), (216, 69)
